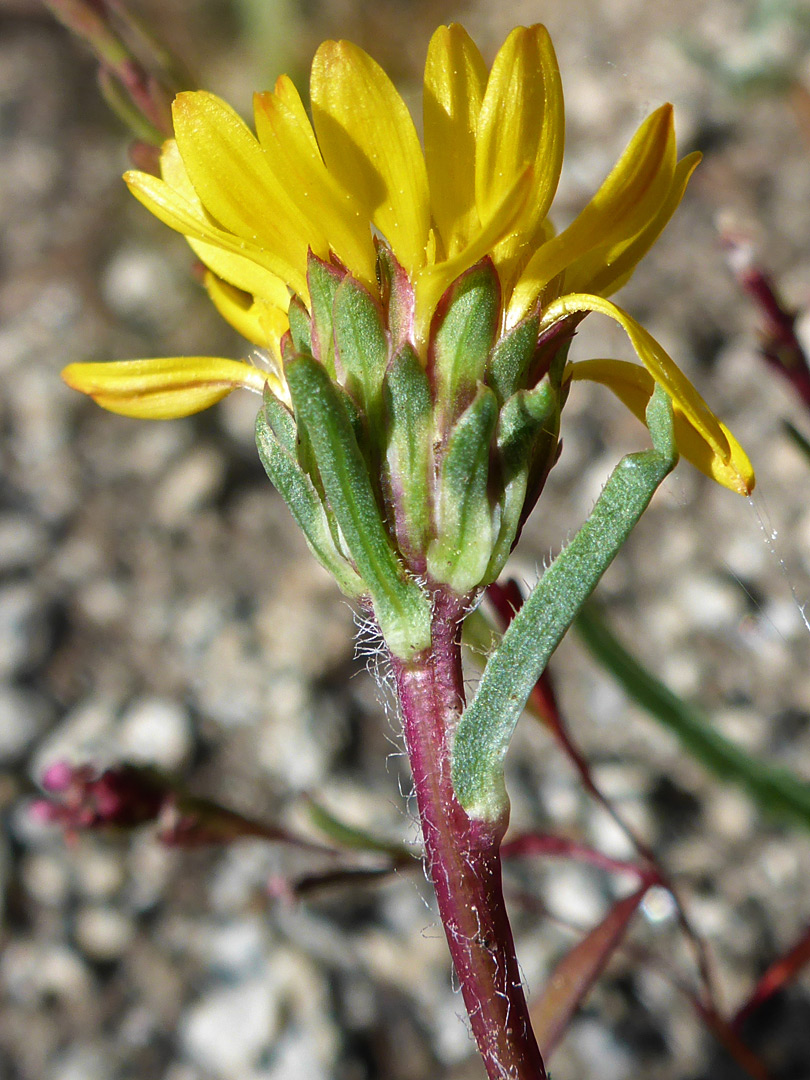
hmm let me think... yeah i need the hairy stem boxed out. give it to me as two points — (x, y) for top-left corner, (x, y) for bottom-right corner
(390, 589), (547, 1080)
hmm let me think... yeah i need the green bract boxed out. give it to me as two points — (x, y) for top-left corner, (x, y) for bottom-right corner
(257, 248), (566, 659)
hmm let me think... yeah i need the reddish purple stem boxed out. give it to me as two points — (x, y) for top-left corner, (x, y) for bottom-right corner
(390, 588), (547, 1080)
(733, 921), (810, 1030)
(721, 229), (810, 409)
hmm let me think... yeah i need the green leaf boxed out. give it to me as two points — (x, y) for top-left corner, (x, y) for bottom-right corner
(487, 313), (541, 403)
(784, 420), (810, 468)
(307, 252), (344, 375)
(486, 380), (559, 582)
(261, 385), (296, 454)
(427, 384), (498, 594)
(383, 345), (432, 562)
(255, 406), (364, 597)
(287, 295), (312, 355)
(286, 355), (431, 659)
(306, 799), (410, 859)
(333, 275), (389, 443)
(430, 258), (500, 430)
(376, 241), (414, 354)
(575, 601), (810, 831)
(453, 387), (679, 821)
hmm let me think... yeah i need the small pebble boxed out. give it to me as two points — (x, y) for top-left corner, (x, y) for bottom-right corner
(75, 905), (135, 961)
(0, 685), (51, 763)
(117, 697), (193, 771)
(180, 978), (280, 1078)
(0, 514), (47, 572)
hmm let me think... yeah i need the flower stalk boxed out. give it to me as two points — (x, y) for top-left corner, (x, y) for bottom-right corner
(391, 589), (547, 1079)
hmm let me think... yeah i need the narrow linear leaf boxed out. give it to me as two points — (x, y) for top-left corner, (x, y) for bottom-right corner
(784, 420), (810, 468)
(453, 388), (678, 820)
(575, 601), (810, 831)
(531, 887), (646, 1058)
(306, 800), (411, 860)
(734, 921), (810, 1029)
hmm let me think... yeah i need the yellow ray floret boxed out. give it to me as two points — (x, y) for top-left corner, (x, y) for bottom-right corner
(508, 104), (676, 324)
(423, 24), (488, 259)
(474, 25), (564, 282)
(311, 39), (430, 278)
(62, 357), (271, 419)
(568, 358), (754, 494)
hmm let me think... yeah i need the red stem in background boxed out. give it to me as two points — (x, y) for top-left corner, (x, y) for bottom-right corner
(733, 921), (810, 1030)
(390, 588), (547, 1080)
(720, 227), (810, 410)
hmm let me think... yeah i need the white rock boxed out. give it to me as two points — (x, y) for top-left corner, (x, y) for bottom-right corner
(676, 574), (743, 631)
(75, 905), (135, 961)
(206, 917), (269, 977)
(543, 864), (605, 927)
(0, 514), (47, 571)
(180, 978), (280, 1078)
(117, 697), (193, 770)
(49, 1045), (108, 1080)
(126, 832), (175, 912)
(22, 853), (70, 907)
(571, 1017), (635, 1080)
(0, 685), (50, 762)
(30, 697), (116, 780)
(262, 1027), (330, 1080)
(152, 448), (225, 526)
(1, 941), (92, 1006)
(71, 846), (125, 900)
(101, 245), (183, 323)
(0, 583), (43, 679)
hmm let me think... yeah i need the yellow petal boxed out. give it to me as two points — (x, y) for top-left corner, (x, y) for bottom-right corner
(475, 25), (563, 271)
(542, 292), (729, 460)
(568, 358), (755, 494)
(203, 274), (289, 399)
(567, 151), (702, 298)
(413, 164), (535, 348)
(62, 357), (267, 419)
(124, 168), (307, 299)
(189, 237), (292, 308)
(311, 40), (430, 275)
(159, 140), (292, 306)
(423, 24), (488, 258)
(171, 92), (315, 290)
(253, 80), (378, 289)
(270, 73), (320, 157)
(510, 104), (676, 322)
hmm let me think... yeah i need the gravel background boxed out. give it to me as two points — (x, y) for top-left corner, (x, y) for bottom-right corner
(3, 1), (810, 1077)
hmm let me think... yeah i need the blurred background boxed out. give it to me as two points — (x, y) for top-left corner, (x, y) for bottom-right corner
(2, 0), (810, 1077)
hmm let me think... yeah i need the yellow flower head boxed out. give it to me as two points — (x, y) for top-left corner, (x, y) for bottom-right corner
(62, 23), (753, 495)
